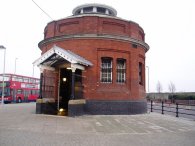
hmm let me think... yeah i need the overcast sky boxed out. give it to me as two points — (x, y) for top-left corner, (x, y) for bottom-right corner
(0, 0), (195, 92)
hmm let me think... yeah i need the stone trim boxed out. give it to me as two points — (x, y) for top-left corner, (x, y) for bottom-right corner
(38, 34), (149, 52)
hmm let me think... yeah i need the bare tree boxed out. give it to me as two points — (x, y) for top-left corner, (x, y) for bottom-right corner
(168, 81), (176, 93)
(168, 81), (176, 103)
(156, 81), (163, 93)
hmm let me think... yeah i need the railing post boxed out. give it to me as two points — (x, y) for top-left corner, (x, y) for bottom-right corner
(176, 103), (179, 117)
(162, 101), (164, 114)
(151, 100), (153, 112)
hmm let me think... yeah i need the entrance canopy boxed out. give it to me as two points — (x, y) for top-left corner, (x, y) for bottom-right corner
(33, 45), (93, 71)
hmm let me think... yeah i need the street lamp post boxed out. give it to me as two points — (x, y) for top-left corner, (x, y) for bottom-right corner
(146, 66), (150, 93)
(0, 45), (6, 105)
(14, 58), (18, 74)
(32, 64), (34, 77)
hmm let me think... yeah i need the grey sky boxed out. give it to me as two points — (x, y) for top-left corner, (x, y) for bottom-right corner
(0, 0), (195, 92)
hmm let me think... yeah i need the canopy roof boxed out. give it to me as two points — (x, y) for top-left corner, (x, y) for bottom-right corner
(33, 45), (93, 69)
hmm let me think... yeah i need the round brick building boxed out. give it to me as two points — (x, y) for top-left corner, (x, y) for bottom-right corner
(34, 4), (149, 115)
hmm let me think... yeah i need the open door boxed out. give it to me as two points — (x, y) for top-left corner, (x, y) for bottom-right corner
(59, 68), (83, 110)
(59, 68), (71, 110)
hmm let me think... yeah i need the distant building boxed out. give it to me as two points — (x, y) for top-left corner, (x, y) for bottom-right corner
(34, 3), (149, 115)
(147, 92), (195, 100)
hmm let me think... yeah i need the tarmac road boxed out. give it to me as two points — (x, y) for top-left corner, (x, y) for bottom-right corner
(0, 103), (195, 146)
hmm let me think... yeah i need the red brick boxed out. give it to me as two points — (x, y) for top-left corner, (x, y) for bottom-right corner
(39, 11), (148, 101)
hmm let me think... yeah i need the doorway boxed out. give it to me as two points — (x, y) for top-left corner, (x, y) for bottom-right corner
(59, 68), (83, 110)
(59, 68), (71, 110)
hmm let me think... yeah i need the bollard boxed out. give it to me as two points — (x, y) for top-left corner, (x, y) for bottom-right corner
(162, 101), (164, 114)
(176, 103), (179, 117)
(151, 100), (153, 112)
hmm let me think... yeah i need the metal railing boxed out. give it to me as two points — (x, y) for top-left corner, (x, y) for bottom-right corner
(148, 100), (195, 118)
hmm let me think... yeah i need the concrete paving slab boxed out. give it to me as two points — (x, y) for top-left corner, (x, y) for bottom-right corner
(0, 103), (195, 146)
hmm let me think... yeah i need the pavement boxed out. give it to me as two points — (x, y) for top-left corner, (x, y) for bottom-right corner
(0, 103), (195, 146)
(148, 102), (195, 120)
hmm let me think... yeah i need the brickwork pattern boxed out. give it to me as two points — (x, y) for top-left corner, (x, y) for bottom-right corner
(38, 11), (149, 114)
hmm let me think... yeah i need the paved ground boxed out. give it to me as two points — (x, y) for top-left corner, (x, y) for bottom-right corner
(0, 103), (195, 146)
(148, 102), (195, 120)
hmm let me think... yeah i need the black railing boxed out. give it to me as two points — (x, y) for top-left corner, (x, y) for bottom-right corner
(148, 100), (195, 118)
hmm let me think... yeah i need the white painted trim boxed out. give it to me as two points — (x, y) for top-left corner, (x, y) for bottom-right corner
(33, 45), (93, 70)
(33, 48), (55, 66)
(71, 63), (85, 70)
(38, 65), (55, 71)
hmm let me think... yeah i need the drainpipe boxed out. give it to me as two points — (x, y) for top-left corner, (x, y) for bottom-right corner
(57, 69), (60, 110)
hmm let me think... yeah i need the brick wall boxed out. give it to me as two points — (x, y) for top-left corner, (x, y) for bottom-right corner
(44, 16), (145, 42)
(39, 14), (147, 101)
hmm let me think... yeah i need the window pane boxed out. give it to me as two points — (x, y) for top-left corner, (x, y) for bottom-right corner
(12, 76), (17, 81)
(83, 7), (93, 13)
(101, 58), (112, 83)
(23, 78), (29, 83)
(0, 75), (10, 81)
(117, 59), (126, 83)
(97, 7), (106, 13)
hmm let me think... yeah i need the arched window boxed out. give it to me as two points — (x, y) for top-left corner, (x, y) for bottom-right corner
(117, 59), (126, 83)
(101, 57), (112, 83)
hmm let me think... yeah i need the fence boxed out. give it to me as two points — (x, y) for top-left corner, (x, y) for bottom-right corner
(148, 100), (195, 118)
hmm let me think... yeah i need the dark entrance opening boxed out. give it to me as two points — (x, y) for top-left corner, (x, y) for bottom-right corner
(59, 68), (71, 110)
(59, 68), (83, 111)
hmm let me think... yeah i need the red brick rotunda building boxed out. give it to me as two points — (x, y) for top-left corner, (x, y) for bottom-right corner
(34, 3), (149, 115)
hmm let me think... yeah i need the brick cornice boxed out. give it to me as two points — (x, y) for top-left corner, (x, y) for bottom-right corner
(38, 34), (149, 52)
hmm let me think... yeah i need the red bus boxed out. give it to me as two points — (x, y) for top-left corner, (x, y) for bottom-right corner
(0, 73), (39, 103)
